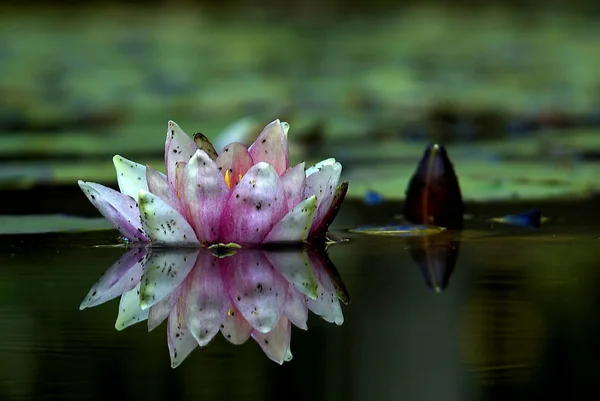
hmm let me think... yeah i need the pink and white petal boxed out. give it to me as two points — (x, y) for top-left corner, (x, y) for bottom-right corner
(78, 181), (147, 242)
(167, 304), (197, 368)
(220, 305), (253, 345)
(284, 287), (308, 330)
(138, 190), (199, 246)
(248, 119), (289, 175)
(165, 120), (198, 188)
(181, 150), (230, 243)
(305, 158), (335, 177)
(139, 249), (198, 310)
(306, 255), (344, 325)
(115, 283), (149, 330)
(222, 250), (287, 333)
(304, 161), (342, 234)
(280, 162), (306, 210)
(264, 250), (318, 299)
(148, 288), (180, 332)
(80, 246), (149, 310)
(309, 181), (348, 240)
(251, 316), (291, 365)
(220, 163), (287, 245)
(263, 195), (317, 244)
(183, 252), (229, 347)
(113, 155), (148, 200)
(215, 142), (254, 186)
(146, 165), (184, 215)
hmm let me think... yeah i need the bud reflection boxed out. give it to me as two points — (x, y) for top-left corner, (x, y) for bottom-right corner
(408, 231), (460, 292)
(80, 245), (349, 368)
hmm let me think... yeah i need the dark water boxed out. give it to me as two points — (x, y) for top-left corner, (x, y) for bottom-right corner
(2, 199), (600, 401)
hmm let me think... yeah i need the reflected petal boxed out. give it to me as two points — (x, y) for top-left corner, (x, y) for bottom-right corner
(139, 249), (198, 309)
(167, 301), (197, 368)
(148, 288), (180, 332)
(220, 305), (252, 345)
(284, 287), (308, 330)
(222, 250), (287, 333)
(307, 251), (345, 325)
(265, 250), (318, 299)
(252, 316), (292, 365)
(115, 283), (149, 330)
(80, 246), (149, 310)
(183, 251), (229, 347)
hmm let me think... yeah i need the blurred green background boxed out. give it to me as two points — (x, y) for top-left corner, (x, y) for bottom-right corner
(3, 0), (600, 210)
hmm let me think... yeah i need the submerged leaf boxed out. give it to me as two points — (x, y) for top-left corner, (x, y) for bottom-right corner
(348, 224), (446, 237)
(487, 209), (548, 228)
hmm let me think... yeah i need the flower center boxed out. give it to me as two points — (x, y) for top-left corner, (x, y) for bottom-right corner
(224, 170), (243, 190)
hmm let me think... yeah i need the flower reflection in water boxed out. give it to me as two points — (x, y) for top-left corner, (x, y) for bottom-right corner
(79, 245), (349, 367)
(408, 231), (460, 292)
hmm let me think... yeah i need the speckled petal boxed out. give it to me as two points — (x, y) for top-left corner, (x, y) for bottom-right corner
(284, 287), (308, 330)
(146, 164), (184, 215)
(248, 120), (289, 175)
(181, 150), (229, 243)
(139, 249), (198, 310)
(309, 181), (348, 240)
(115, 284), (149, 330)
(167, 303), (197, 368)
(305, 158), (335, 177)
(304, 161), (342, 235)
(280, 162), (306, 210)
(220, 305), (252, 345)
(78, 181), (147, 242)
(183, 252), (229, 347)
(138, 190), (199, 245)
(307, 255), (344, 325)
(80, 246), (149, 310)
(222, 250), (287, 333)
(148, 288), (180, 331)
(220, 162), (287, 245)
(113, 155), (148, 200)
(263, 195), (317, 244)
(215, 142), (254, 186)
(165, 120), (198, 188)
(251, 316), (291, 365)
(264, 250), (318, 299)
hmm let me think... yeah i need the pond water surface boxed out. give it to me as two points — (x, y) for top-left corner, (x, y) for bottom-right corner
(1, 198), (600, 401)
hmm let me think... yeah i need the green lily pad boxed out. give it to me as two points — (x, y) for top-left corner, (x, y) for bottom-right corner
(0, 214), (113, 235)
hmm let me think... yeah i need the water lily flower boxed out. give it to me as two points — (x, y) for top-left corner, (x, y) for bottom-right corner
(78, 120), (348, 247)
(403, 143), (463, 229)
(79, 246), (349, 367)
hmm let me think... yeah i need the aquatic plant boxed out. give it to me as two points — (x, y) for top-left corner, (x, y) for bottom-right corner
(403, 143), (464, 229)
(78, 120), (348, 247)
(79, 246), (349, 367)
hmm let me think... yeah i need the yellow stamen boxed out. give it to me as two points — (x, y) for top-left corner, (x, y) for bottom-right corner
(225, 169), (232, 189)
(227, 308), (233, 316)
